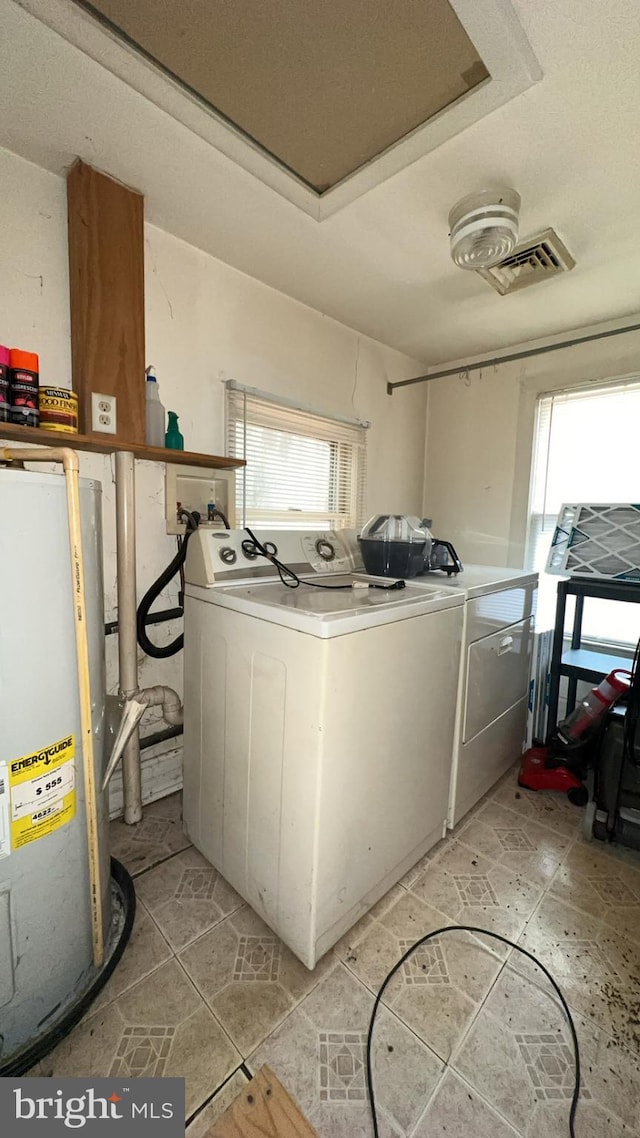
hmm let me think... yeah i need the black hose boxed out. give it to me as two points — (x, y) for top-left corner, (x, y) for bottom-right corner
(136, 510), (200, 658)
(210, 506), (230, 529)
(0, 858), (135, 1076)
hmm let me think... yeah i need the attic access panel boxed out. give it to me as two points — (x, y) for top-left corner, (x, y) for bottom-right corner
(44, 0), (540, 217)
(79, 0), (488, 193)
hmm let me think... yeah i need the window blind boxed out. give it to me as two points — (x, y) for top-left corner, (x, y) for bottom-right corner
(527, 376), (640, 641)
(226, 383), (368, 530)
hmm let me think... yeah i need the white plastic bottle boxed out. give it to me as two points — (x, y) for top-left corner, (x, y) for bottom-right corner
(145, 366), (166, 447)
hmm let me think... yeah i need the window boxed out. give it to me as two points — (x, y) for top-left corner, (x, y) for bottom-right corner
(527, 378), (640, 645)
(226, 382), (368, 530)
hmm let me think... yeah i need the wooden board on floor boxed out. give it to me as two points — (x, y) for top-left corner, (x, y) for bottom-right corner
(204, 1066), (319, 1138)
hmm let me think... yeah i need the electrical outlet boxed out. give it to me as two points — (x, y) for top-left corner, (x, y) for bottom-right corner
(91, 392), (117, 434)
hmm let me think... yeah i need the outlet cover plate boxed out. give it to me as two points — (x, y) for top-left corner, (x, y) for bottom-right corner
(91, 392), (117, 434)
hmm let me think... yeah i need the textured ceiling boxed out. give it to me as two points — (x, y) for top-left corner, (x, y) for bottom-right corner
(2, 0), (640, 366)
(84, 0), (487, 192)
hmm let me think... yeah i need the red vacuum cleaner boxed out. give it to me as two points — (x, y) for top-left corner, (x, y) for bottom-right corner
(519, 668), (631, 804)
(518, 745), (588, 803)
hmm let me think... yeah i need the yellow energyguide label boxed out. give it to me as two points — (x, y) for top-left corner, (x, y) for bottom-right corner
(8, 735), (76, 850)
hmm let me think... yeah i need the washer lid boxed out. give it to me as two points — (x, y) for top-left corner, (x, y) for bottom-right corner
(187, 573), (463, 637)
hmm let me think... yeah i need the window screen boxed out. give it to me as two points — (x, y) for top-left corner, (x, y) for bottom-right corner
(527, 378), (640, 644)
(226, 383), (367, 530)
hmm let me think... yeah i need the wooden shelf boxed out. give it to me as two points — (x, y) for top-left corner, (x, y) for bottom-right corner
(0, 424), (244, 469)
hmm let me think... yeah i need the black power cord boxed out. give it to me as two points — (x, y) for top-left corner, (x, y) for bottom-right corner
(366, 924), (581, 1138)
(243, 527), (406, 592)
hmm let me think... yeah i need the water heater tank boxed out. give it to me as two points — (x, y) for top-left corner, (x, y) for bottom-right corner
(0, 466), (132, 1072)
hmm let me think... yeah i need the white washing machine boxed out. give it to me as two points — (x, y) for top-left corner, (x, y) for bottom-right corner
(182, 529), (463, 968)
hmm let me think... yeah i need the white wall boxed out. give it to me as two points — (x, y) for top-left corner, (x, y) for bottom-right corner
(143, 222), (429, 512)
(0, 145), (428, 811)
(423, 318), (640, 567)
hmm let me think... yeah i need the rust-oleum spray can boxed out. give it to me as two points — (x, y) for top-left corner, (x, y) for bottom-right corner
(0, 345), (9, 423)
(9, 349), (39, 427)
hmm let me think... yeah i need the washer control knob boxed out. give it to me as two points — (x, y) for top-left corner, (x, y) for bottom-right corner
(219, 547), (237, 565)
(316, 539), (336, 562)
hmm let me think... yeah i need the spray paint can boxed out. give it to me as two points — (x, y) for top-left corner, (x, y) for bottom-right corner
(10, 349), (39, 427)
(0, 345), (10, 423)
(39, 387), (79, 434)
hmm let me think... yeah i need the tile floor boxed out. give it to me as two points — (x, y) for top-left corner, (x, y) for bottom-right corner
(33, 769), (640, 1137)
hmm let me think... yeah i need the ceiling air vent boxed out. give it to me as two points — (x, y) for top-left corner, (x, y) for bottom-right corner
(476, 228), (575, 295)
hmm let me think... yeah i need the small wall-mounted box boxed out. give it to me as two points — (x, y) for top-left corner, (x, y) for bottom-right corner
(165, 464), (236, 535)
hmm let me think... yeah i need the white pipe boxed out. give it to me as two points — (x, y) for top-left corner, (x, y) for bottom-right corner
(2, 446), (105, 968)
(115, 451), (142, 825)
(135, 685), (183, 726)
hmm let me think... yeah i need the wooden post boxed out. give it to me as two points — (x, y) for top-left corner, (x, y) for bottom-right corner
(67, 160), (146, 444)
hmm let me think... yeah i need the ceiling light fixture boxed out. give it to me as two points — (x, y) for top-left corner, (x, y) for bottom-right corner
(449, 188), (521, 270)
